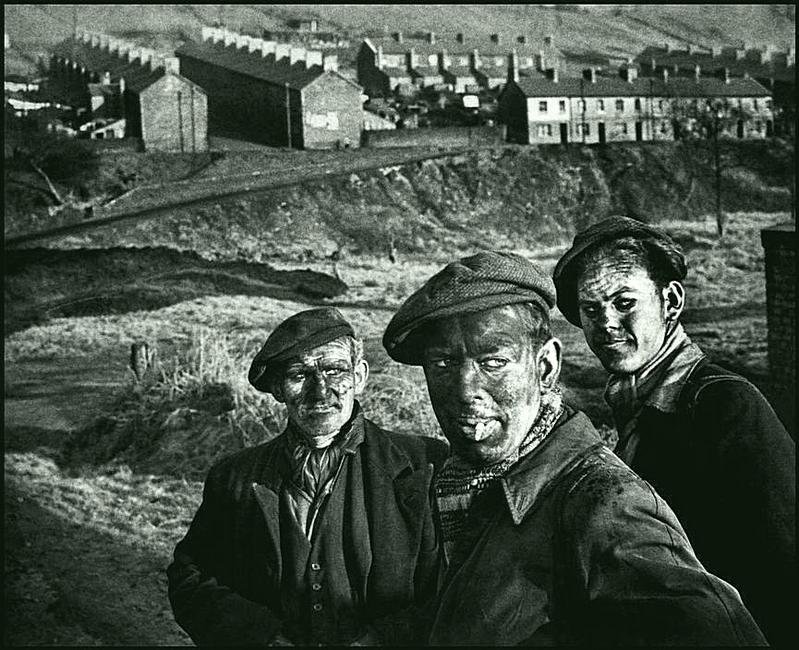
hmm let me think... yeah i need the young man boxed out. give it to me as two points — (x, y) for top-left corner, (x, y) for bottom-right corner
(167, 307), (447, 646)
(383, 250), (766, 646)
(553, 216), (795, 647)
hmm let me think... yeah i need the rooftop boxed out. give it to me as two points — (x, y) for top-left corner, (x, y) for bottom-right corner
(513, 73), (772, 98)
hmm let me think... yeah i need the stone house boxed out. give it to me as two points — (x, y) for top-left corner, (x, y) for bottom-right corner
(176, 28), (362, 149)
(49, 33), (208, 152)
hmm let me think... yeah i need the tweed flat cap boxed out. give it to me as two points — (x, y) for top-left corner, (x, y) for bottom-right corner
(248, 307), (355, 393)
(383, 251), (556, 365)
(553, 216), (687, 327)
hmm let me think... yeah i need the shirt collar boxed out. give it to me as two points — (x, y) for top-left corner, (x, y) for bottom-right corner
(500, 409), (604, 525)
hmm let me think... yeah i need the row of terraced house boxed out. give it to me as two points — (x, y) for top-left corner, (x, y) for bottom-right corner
(500, 64), (775, 145)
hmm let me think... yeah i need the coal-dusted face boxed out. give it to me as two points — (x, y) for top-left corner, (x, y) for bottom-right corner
(420, 305), (561, 467)
(272, 337), (368, 442)
(576, 252), (683, 375)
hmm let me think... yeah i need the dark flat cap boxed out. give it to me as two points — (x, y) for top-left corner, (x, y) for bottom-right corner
(553, 216), (686, 327)
(249, 307), (355, 393)
(383, 251), (556, 365)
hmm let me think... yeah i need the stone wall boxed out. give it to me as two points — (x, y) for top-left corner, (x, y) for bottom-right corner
(761, 222), (796, 434)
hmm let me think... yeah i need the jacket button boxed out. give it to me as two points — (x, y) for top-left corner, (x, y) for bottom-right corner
(313, 603), (323, 612)
(312, 583), (322, 591)
(311, 563), (321, 571)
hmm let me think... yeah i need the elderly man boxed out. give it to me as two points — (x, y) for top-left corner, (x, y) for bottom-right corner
(167, 307), (447, 646)
(383, 250), (766, 646)
(553, 216), (796, 647)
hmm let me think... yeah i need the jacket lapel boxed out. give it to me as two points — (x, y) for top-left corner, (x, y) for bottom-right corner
(251, 438), (287, 579)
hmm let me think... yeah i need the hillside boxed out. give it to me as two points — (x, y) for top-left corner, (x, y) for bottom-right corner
(4, 4), (795, 77)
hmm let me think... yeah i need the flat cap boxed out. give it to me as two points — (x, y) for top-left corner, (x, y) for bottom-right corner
(383, 251), (556, 365)
(249, 307), (355, 393)
(553, 216), (686, 327)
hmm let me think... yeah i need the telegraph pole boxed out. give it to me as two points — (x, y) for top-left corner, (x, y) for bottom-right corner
(285, 82), (292, 149)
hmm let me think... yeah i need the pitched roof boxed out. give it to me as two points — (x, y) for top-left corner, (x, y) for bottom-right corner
(636, 46), (795, 83)
(175, 39), (360, 91)
(443, 65), (475, 78)
(365, 35), (558, 58)
(513, 73), (771, 98)
(51, 38), (164, 93)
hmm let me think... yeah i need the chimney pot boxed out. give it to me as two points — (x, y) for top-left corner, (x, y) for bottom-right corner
(662, 68), (669, 82)
(455, 32), (464, 44)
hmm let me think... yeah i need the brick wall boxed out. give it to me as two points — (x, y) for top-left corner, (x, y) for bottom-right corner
(300, 73), (363, 149)
(762, 223), (796, 386)
(761, 223), (796, 434)
(138, 74), (208, 152)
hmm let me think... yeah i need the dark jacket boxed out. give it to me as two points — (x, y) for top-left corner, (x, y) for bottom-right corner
(428, 407), (767, 646)
(619, 358), (796, 648)
(167, 416), (448, 646)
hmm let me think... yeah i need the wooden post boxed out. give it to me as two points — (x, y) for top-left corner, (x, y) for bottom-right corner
(285, 82), (292, 149)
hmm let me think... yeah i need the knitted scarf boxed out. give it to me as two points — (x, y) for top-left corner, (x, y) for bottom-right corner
(435, 387), (565, 571)
(605, 323), (705, 463)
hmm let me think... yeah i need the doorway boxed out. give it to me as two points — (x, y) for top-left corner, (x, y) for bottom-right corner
(598, 122), (606, 144)
(560, 122), (568, 144)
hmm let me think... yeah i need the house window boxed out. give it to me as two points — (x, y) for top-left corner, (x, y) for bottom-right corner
(559, 100), (566, 113)
(617, 122), (628, 134)
(754, 120), (762, 132)
(753, 99), (759, 111)
(660, 121), (668, 133)
(658, 99), (664, 111)
(577, 123), (590, 136)
(494, 56), (504, 66)
(615, 99), (624, 112)
(536, 123), (553, 137)
(577, 99), (586, 112)
(634, 98), (641, 111)
(766, 99), (773, 110)
(597, 99), (605, 112)
(539, 100), (548, 112)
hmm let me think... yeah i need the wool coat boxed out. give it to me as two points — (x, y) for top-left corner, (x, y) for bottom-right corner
(427, 407), (767, 646)
(167, 414), (448, 646)
(617, 358), (796, 648)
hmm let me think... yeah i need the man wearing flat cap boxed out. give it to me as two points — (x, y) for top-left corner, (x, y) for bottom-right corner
(553, 216), (795, 647)
(168, 307), (447, 646)
(384, 250), (766, 645)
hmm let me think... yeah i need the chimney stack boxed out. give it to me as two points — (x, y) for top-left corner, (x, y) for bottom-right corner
(275, 43), (291, 62)
(545, 68), (558, 83)
(162, 56), (180, 74)
(427, 31), (435, 44)
(543, 35), (553, 47)
(711, 45), (723, 57)
(393, 31), (403, 43)
(663, 42), (671, 53)
(490, 33), (499, 44)
(508, 50), (520, 83)
(102, 70), (111, 85)
(720, 67), (731, 84)
(247, 37), (264, 54)
(322, 54), (338, 71)
(260, 40), (277, 58)
(471, 49), (481, 70)
(439, 49), (450, 70)
(235, 34), (251, 50)
(694, 63), (701, 80)
(621, 65), (638, 82)
(456, 32), (464, 44)
(119, 76), (126, 94)
(306, 50), (323, 68)
(290, 46), (307, 66)
(517, 35), (527, 44)
(582, 67), (597, 83)
(662, 67), (669, 82)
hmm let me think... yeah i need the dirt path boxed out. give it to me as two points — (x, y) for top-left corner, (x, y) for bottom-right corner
(4, 355), (193, 646)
